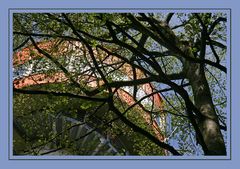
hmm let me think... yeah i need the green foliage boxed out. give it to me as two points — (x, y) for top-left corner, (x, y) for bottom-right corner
(13, 13), (227, 156)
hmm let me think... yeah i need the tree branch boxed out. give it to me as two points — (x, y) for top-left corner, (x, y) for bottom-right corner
(13, 37), (30, 51)
(13, 88), (108, 102)
(209, 17), (227, 35)
(13, 31), (80, 42)
(165, 13), (174, 24)
(137, 14), (227, 73)
(108, 100), (182, 155)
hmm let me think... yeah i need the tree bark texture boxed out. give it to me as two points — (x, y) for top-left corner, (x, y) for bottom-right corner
(185, 61), (226, 155)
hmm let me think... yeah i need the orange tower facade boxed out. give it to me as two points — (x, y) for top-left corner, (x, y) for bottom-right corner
(13, 40), (167, 154)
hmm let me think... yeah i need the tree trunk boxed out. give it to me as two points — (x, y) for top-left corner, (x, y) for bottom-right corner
(185, 62), (226, 155)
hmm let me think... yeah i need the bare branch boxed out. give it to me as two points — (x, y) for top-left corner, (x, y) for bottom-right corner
(14, 88), (108, 102)
(165, 13), (174, 24)
(108, 100), (182, 155)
